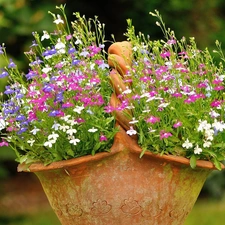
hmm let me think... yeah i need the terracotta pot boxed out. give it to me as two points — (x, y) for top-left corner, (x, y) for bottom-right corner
(18, 128), (217, 225)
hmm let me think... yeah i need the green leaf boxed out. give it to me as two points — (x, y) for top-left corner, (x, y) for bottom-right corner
(212, 158), (222, 170)
(190, 155), (197, 169)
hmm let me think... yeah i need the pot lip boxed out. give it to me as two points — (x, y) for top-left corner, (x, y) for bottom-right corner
(129, 143), (224, 170)
(17, 128), (224, 172)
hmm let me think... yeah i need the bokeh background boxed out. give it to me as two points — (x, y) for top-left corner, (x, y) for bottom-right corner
(1, 0), (225, 224)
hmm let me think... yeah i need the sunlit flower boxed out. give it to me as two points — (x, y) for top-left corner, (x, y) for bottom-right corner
(88, 127), (98, 133)
(126, 126), (137, 136)
(182, 139), (193, 149)
(54, 14), (64, 24)
(194, 145), (202, 154)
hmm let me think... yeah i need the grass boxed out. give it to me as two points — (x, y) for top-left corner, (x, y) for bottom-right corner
(184, 198), (225, 225)
(0, 199), (224, 225)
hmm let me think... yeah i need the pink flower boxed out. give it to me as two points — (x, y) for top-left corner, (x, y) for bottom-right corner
(99, 135), (107, 142)
(172, 92), (182, 98)
(211, 100), (223, 108)
(173, 121), (182, 128)
(146, 116), (160, 124)
(160, 51), (171, 58)
(0, 139), (8, 147)
(160, 130), (172, 140)
(214, 85), (224, 91)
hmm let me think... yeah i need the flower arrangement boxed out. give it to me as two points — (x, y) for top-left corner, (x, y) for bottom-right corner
(0, 5), (117, 165)
(1, 6), (225, 170)
(109, 10), (225, 170)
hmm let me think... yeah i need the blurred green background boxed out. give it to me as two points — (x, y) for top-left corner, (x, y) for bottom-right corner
(1, 0), (225, 224)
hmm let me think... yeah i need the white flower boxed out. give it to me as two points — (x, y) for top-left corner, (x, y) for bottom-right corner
(194, 145), (203, 154)
(197, 120), (211, 132)
(67, 119), (78, 126)
(53, 14), (64, 24)
(59, 124), (69, 132)
(27, 139), (35, 146)
(88, 127), (98, 133)
(55, 38), (66, 54)
(48, 132), (59, 141)
(75, 39), (82, 45)
(212, 119), (225, 132)
(209, 110), (220, 118)
(129, 118), (139, 124)
(203, 140), (212, 148)
(30, 127), (40, 135)
(52, 122), (60, 131)
(41, 31), (50, 41)
(66, 128), (77, 136)
(122, 88), (132, 95)
(44, 139), (55, 148)
(0, 118), (6, 131)
(61, 115), (71, 122)
(158, 102), (170, 108)
(182, 139), (193, 149)
(69, 137), (80, 145)
(126, 126), (137, 136)
(42, 66), (52, 74)
(73, 106), (84, 114)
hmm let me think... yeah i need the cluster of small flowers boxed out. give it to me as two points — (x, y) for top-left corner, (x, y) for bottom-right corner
(119, 12), (225, 168)
(0, 6), (116, 164)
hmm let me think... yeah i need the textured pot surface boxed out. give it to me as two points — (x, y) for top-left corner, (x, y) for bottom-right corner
(18, 129), (214, 225)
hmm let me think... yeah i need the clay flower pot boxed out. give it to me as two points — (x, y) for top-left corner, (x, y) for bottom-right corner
(18, 127), (215, 225)
(17, 41), (223, 225)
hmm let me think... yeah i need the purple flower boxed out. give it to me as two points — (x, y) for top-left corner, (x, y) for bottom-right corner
(68, 46), (76, 54)
(16, 114), (26, 121)
(0, 70), (8, 78)
(49, 110), (60, 117)
(8, 59), (16, 68)
(42, 84), (54, 93)
(17, 127), (28, 134)
(0, 45), (4, 54)
(4, 86), (15, 94)
(30, 40), (38, 47)
(25, 70), (38, 80)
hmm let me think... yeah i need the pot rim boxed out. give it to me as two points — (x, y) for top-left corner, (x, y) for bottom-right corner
(17, 128), (224, 172)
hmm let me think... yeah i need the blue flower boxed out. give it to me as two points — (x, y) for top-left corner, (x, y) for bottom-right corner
(16, 114), (26, 121)
(0, 70), (8, 78)
(43, 84), (54, 93)
(4, 86), (15, 94)
(49, 110), (60, 117)
(25, 70), (38, 80)
(8, 59), (16, 68)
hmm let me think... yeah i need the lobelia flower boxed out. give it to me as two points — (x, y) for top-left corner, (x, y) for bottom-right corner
(114, 9), (225, 169)
(0, 5), (117, 165)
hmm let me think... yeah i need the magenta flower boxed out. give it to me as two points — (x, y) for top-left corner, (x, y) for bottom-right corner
(172, 92), (182, 98)
(212, 79), (223, 84)
(211, 100), (223, 108)
(173, 121), (182, 128)
(214, 85), (224, 91)
(160, 130), (172, 140)
(0, 139), (8, 147)
(160, 51), (171, 58)
(99, 135), (107, 142)
(146, 116), (160, 124)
